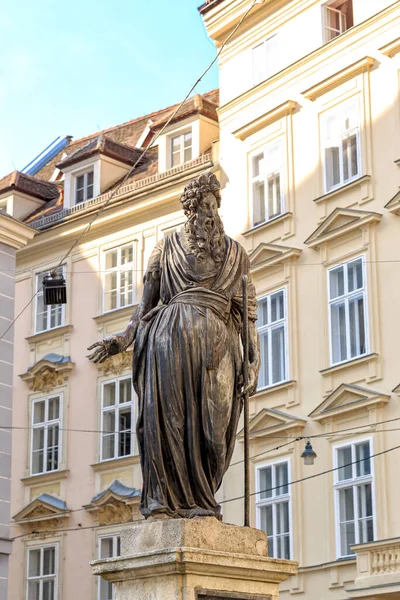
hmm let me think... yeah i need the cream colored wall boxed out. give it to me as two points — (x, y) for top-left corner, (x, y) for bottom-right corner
(203, 0), (400, 598)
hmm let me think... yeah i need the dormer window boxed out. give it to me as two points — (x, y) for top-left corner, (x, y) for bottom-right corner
(170, 130), (192, 168)
(75, 170), (94, 204)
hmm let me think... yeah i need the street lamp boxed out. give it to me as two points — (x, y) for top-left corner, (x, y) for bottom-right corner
(301, 439), (317, 466)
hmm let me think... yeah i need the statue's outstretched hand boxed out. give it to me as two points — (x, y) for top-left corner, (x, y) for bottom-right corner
(87, 338), (121, 364)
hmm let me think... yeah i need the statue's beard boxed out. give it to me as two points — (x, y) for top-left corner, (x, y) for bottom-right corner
(185, 210), (225, 263)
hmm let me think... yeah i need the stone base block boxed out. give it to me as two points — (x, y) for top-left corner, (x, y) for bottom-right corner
(91, 518), (297, 600)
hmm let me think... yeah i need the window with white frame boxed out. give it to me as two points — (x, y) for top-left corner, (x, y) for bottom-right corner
(322, 98), (361, 192)
(170, 130), (192, 167)
(101, 377), (134, 461)
(322, 1), (353, 43)
(103, 242), (137, 313)
(251, 140), (284, 227)
(75, 169), (94, 203)
(257, 461), (291, 559)
(257, 289), (288, 389)
(328, 256), (368, 365)
(31, 395), (61, 475)
(27, 544), (57, 600)
(162, 222), (185, 237)
(334, 440), (374, 557)
(252, 34), (280, 86)
(98, 535), (120, 600)
(35, 266), (65, 334)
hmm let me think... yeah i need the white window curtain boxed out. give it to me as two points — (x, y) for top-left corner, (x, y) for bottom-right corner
(31, 395), (61, 475)
(103, 241), (137, 313)
(251, 140), (284, 227)
(101, 377), (135, 461)
(256, 288), (288, 389)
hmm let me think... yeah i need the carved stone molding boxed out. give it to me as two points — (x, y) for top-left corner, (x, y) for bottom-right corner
(20, 354), (74, 392)
(97, 351), (132, 376)
(84, 479), (141, 526)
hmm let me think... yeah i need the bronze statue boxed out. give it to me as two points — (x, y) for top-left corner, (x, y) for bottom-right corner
(88, 172), (260, 519)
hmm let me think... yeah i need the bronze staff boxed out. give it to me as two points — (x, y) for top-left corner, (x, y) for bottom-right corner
(242, 274), (250, 527)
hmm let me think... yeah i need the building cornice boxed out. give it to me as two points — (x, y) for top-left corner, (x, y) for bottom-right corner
(0, 212), (35, 250)
(233, 100), (298, 140)
(379, 36), (400, 58)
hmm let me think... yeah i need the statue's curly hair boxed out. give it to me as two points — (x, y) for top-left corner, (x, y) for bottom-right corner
(180, 172), (221, 216)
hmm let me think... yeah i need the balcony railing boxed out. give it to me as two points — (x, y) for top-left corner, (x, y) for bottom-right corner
(346, 538), (400, 598)
(30, 154), (213, 231)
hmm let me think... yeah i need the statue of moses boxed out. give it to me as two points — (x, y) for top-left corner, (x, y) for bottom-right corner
(88, 172), (260, 520)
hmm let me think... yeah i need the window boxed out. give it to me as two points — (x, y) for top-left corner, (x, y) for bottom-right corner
(162, 222), (185, 237)
(101, 377), (134, 461)
(334, 440), (374, 557)
(27, 544), (57, 600)
(328, 257), (368, 365)
(251, 141), (284, 226)
(31, 395), (61, 475)
(75, 170), (94, 203)
(35, 266), (65, 334)
(322, 1), (353, 43)
(252, 34), (280, 86)
(98, 535), (120, 600)
(170, 130), (192, 167)
(103, 242), (137, 313)
(322, 98), (361, 192)
(257, 289), (288, 389)
(257, 461), (291, 559)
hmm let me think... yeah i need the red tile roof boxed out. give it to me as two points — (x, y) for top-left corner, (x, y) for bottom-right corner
(0, 171), (59, 201)
(56, 135), (146, 170)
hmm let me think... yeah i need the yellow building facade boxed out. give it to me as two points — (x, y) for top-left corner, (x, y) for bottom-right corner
(200, 0), (400, 598)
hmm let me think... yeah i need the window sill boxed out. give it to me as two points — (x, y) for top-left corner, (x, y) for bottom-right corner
(320, 353), (378, 377)
(313, 175), (371, 204)
(21, 469), (69, 486)
(242, 212), (293, 237)
(93, 305), (137, 325)
(299, 555), (356, 572)
(91, 454), (140, 472)
(26, 325), (73, 345)
(253, 379), (296, 398)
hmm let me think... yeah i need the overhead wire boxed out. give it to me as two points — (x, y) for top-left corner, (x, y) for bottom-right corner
(0, 0), (262, 345)
(10, 441), (400, 540)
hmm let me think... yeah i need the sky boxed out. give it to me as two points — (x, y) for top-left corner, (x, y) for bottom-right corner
(0, 0), (218, 178)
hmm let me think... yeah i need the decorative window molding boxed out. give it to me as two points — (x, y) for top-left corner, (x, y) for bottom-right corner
(302, 57), (375, 102)
(327, 256), (369, 366)
(34, 266), (66, 334)
(102, 241), (138, 313)
(26, 543), (59, 600)
(96, 350), (133, 378)
(379, 37), (400, 58)
(256, 459), (292, 559)
(100, 377), (135, 462)
(237, 407), (305, 441)
(233, 101), (297, 141)
(304, 207), (382, 250)
(309, 383), (389, 423)
(20, 353), (74, 393)
(256, 288), (289, 390)
(250, 140), (284, 227)
(249, 242), (302, 276)
(13, 494), (69, 526)
(30, 394), (62, 476)
(84, 480), (140, 526)
(384, 190), (400, 215)
(333, 438), (376, 558)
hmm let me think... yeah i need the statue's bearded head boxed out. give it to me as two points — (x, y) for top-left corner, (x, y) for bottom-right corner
(180, 172), (225, 263)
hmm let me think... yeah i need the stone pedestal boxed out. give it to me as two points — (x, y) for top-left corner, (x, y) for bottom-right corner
(91, 518), (297, 600)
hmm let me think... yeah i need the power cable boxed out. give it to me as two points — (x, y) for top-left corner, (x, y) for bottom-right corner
(11, 441), (400, 539)
(0, 0), (262, 345)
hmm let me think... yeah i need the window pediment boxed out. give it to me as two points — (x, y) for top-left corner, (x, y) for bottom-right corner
(309, 383), (390, 423)
(304, 207), (381, 250)
(237, 407), (306, 440)
(302, 56), (376, 101)
(384, 190), (400, 215)
(84, 480), (141, 525)
(13, 493), (69, 524)
(249, 242), (302, 274)
(19, 353), (74, 392)
(233, 100), (298, 141)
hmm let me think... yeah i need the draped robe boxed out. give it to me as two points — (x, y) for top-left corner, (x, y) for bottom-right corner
(132, 232), (257, 519)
